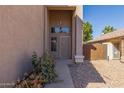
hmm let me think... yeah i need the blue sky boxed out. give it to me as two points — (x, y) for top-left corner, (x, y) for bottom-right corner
(83, 5), (124, 38)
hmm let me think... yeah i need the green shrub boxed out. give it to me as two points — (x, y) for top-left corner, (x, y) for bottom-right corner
(32, 52), (57, 83)
(15, 51), (57, 88)
(40, 53), (57, 83)
(31, 52), (38, 68)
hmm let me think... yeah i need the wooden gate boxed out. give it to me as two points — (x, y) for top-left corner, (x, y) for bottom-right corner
(83, 43), (107, 60)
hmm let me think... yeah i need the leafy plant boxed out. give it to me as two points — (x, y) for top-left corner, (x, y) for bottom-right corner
(15, 51), (57, 88)
(31, 52), (38, 68)
(83, 21), (93, 42)
(32, 52), (57, 83)
(102, 25), (116, 34)
(40, 52), (57, 83)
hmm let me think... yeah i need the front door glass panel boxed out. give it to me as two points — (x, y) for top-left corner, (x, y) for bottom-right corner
(51, 37), (57, 52)
(51, 26), (70, 33)
(50, 26), (71, 59)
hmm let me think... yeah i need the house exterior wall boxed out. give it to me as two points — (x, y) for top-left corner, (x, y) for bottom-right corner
(84, 39), (121, 61)
(0, 6), (45, 83)
(0, 5), (83, 84)
(121, 38), (124, 61)
(75, 6), (84, 63)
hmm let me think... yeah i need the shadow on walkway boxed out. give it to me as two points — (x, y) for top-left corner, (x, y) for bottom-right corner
(45, 60), (74, 88)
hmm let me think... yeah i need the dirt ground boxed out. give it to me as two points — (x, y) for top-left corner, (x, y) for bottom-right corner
(69, 60), (124, 88)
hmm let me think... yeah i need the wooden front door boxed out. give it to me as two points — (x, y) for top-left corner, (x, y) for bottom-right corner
(50, 28), (71, 59)
(60, 36), (71, 59)
(49, 10), (72, 59)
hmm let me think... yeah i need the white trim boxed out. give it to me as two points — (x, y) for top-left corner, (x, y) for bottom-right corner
(102, 42), (121, 60)
(75, 55), (84, 63)
(102, 42), (113, 60)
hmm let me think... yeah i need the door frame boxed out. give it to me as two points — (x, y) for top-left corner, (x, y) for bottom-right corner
(48, 9), (73, 59)
(44, 6), (76, 59)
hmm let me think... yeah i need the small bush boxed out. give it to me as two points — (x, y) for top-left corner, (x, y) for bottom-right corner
(15, 52), (57, 88)
(31, 52), (38, 68)
(40, 53), (57, 83)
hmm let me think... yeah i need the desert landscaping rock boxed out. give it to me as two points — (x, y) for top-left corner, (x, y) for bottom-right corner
(69, 60), (124, 88)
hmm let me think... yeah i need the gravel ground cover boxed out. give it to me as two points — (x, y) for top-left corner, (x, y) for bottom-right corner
(68, 60), (124, 88)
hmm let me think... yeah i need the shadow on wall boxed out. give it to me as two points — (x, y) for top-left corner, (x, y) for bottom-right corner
(0, 52), (33, 88)
(69, 60), (106, 88)
(16, 52), (33, 80)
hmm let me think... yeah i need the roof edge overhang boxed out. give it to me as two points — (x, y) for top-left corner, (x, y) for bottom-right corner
(85, 36), (123, 44)
(45, 5), (76, 10)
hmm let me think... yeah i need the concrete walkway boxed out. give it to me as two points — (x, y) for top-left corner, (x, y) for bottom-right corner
(45, 59), (74, 88)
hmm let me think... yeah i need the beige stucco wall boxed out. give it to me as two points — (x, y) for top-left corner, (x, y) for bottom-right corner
(0, 5), (83, 83)
(75, 6), (83, 19)
(121, 38), (124, 61)
(0, 6), (45, 83)
(75, 6), (83, 62)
